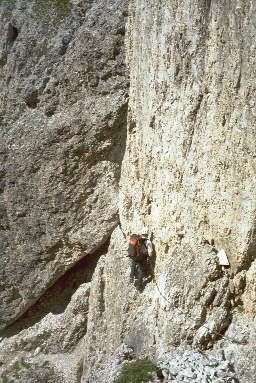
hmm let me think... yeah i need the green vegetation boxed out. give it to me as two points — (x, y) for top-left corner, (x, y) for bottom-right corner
(35, 0), (71, 20)
(0, 0), (16, 20)
(1, 358), (63, 383)
(235, 304), (244, 313)
(113, 359), (161, 383)
(0, 54), (7, 68)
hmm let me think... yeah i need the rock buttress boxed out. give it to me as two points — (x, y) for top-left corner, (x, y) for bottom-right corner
(0, 0), (128, 329)
(83, 1), (256, 382)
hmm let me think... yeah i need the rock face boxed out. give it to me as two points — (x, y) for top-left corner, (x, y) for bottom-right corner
(0, 0), (128, 328)
(83, 0), (256, 381)
(121, 0), (256, 272)
(1, 1), (256, 383)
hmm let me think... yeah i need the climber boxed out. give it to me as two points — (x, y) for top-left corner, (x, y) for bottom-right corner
(128, 226), (154, 291)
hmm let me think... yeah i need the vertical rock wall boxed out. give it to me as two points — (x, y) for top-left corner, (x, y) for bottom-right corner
(121, 0), (256, 272)
(82, 1), (256, 382)
(119, 0), (256, 332)
(0, 0), (128, 328)
(1, 1), (256, 383)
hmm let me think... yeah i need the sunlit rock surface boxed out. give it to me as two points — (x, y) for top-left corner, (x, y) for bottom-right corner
(0, 1), (256, 383)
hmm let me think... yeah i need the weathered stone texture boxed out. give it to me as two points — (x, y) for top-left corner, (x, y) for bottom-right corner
(1, 1), (256, 383)
(122, 0), (254, 260)
(0, 0), (128, 328)
(82, 0), (256, 381)
(120, 0), (256, 322)
(0, 251), (103, 383)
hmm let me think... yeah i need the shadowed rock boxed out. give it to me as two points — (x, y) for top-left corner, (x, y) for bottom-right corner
(0, 0), (128, 329)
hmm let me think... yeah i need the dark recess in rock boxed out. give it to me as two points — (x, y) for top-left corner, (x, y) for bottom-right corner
(59, 34), (72, 55)
(24, 89), (40, 109)
(7, 23), (19, 43)
(0, 238), (110, 339)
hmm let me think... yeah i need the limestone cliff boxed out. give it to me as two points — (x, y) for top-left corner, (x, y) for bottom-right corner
(0, 1), (256, 383)
(0, 0), (128, 329)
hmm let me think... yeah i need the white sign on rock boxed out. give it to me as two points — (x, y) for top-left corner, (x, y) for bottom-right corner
(217, 249), (230, 266)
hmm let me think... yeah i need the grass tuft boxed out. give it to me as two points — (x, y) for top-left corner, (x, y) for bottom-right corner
(113, 359), (161, 383)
